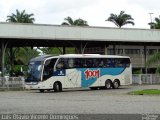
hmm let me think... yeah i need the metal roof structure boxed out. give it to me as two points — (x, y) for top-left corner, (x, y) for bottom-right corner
(1, 22), (160, 47)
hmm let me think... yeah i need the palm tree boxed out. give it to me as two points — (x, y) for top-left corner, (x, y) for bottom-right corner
(6, 10), (35, 75)
(147, 52), (160, 73)
(15, 47), (40, 65)
(106, 11), (135, 28)
(5, 47), (40, 76)
(149, 16), (160, 29)
(62, 16), (88, 26)
(6, 9), (35, 23)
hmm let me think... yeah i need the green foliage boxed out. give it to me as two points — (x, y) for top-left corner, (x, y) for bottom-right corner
(12, 65), (21, 74)
(66, 47), (76, 54)
(147, 52), (160, 65)
(4, 47), (40, 76)
(39, 47), (62, 55)
(147, 52), (160, 74)
(106, 11), (135, 28)
(15, 47), (40, 65)
(132, 69), (142, 74)
(129, 89), (160, 95)
(62, 16), (89, 26)
(39, 47), (76, 55)
(149, 16), (160, 29)
(6, 9), (35, 23)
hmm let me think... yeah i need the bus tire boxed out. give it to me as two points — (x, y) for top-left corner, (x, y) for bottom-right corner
(53, 82), (62, 92)
(105, 80), (112, 89)
(90, 87), (98, 90)
(113, 79), (120, 89)
(39, 89), (44, 93)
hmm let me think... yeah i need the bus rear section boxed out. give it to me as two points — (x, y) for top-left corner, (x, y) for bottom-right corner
(25, 54), (132, 92)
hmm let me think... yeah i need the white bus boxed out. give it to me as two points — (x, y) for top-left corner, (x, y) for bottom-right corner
(25, 54), (132, 92)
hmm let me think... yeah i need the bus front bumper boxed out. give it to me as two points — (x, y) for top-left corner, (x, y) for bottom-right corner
(25, 82), (41, 90)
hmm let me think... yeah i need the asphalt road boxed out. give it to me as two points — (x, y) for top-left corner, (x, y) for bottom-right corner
(0, 85), (160, 119)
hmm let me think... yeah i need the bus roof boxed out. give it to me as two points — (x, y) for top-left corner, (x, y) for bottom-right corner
(59, 54), (130, 58)
(30, 55), (53, 62)
(30, 54), (130, 62)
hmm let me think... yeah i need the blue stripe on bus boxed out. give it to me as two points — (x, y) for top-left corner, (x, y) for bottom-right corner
(77, 68), (126, 88)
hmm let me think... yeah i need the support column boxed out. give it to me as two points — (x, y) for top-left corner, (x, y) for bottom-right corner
(82, 42), (88, 54)
(1, 40), (8, 87)
(144, 46), (147, 74)
(1, 40), (5, 87)
(80, 43), (83, 54)
(104, 45), (108, 55)
(62, 46), (66, 54)
(76, 42), (88, 54)
(113, 45), (116, 55)
(0, 41), (2, 75)
(76, 42), (83, 54)
(10, 47), (14, 75)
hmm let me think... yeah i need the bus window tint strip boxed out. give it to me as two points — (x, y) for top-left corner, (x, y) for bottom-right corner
(56, 58), (130, 69)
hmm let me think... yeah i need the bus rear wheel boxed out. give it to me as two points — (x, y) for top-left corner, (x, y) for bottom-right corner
(113, 80), (120, 89)
(53, 82), (62, 92)
(105, 80), (112, 89)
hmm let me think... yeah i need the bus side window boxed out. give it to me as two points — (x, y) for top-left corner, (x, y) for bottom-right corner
(56, 59), (65, 70)
(56, 62), (64, 70)
(81, 58), (87, 68)
(74, 58), (81, 68)
(106, 58), (115, 68)
(99, 59), (104, 68)
(114, 58), (130, 68)
(106, 59), (111, 67)
(68, 58), (74, 68)
(124, 58), (130, 67)
(87, 59), (93, 68)
(82, 58), (94, 68)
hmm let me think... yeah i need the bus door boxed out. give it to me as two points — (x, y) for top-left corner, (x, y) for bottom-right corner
(42, 58), (57, 81)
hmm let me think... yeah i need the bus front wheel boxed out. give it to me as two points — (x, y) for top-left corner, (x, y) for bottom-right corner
(53, 82), (62, 92)
(105, 80), (112, 89)
(39, 89), (44, 93)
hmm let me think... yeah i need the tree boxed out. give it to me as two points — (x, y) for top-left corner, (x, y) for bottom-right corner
(147, 52), (160, 73)
(4, 47), (40, 76)
(15, 47), (40, 65)
(39, 47), (76, 55)
(149, 16), (160, 29)
(14, 47), (40, 76)
(61, 16), (88, 26)
(39, 47), (63, 55)
(6, 10), (35, 76)
(6, 9), (35, 23)
(106, 11), (135, 28)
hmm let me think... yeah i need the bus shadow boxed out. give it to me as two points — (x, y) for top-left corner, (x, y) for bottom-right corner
(31, 86), (132, 93)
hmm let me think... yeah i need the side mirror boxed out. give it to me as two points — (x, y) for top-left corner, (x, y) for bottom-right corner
(37, 65), (41, 71)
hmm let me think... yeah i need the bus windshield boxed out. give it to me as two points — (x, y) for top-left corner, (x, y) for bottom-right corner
(26, 61), (42, 82)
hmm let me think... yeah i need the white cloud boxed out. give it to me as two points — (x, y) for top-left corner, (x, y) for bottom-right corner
(0, 0), (160, 28)
(127, 0), (160, 10)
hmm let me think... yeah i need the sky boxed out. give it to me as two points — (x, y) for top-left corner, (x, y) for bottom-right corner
(0, 0), (160, 29)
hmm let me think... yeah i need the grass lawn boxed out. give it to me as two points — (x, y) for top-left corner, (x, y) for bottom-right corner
(129, 89), (160, 95)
